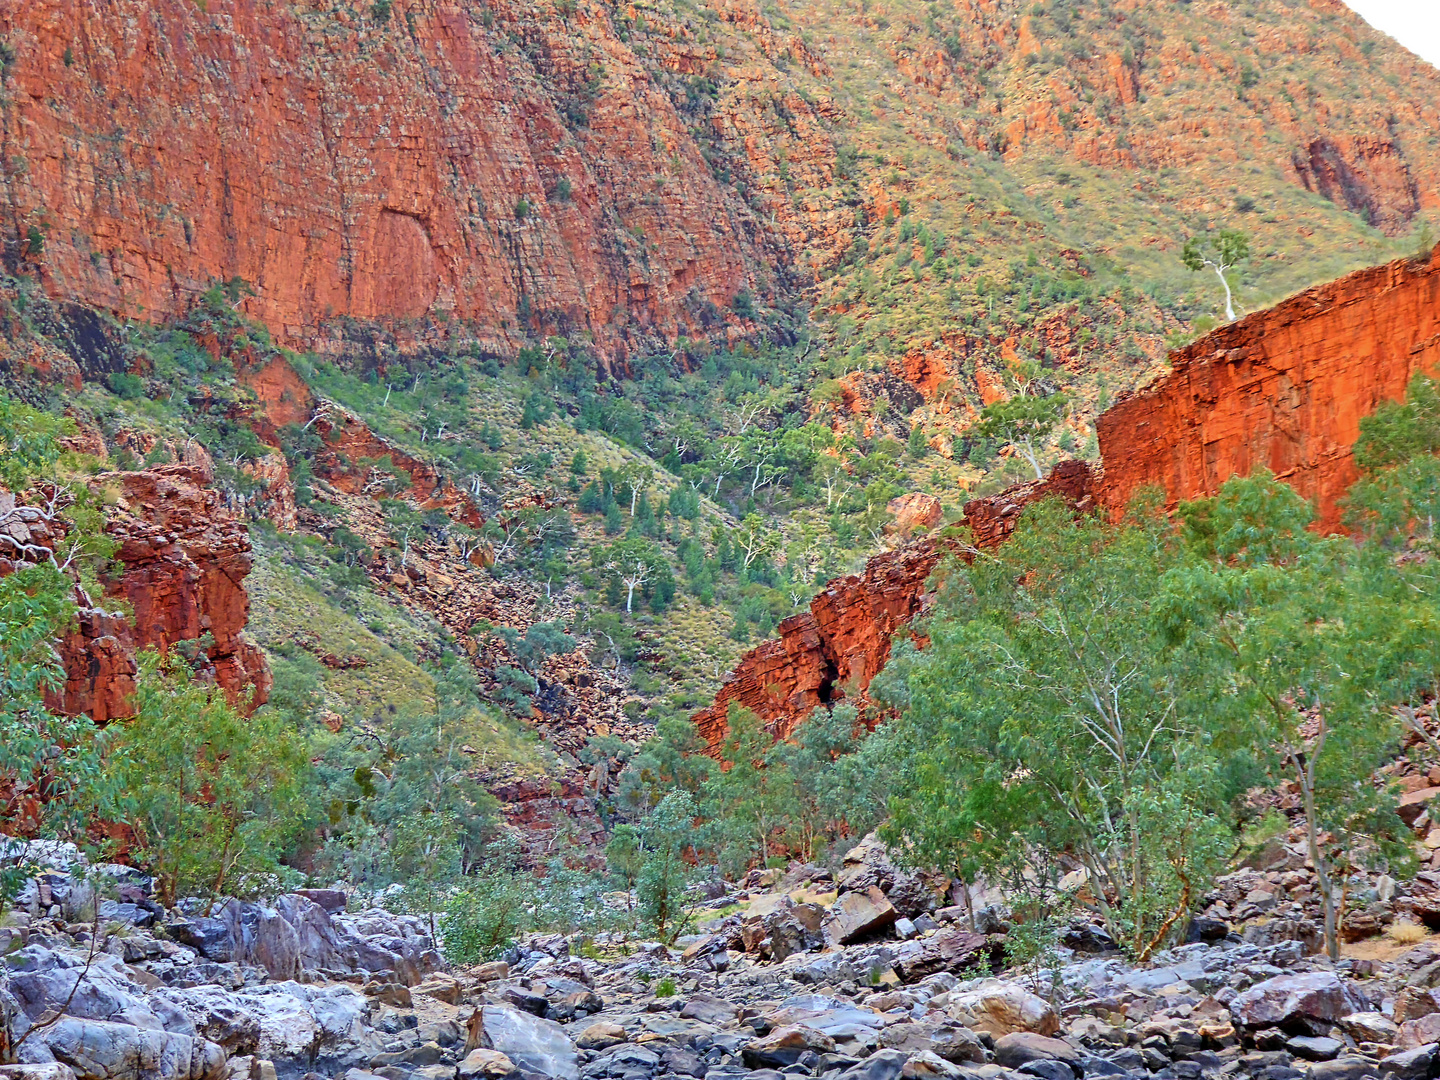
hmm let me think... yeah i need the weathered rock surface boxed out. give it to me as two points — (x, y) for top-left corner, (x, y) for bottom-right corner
(46, 465), (270, 722)
(1229, 971), (1372, 1030)
(691, 461), (1096, 752)
(1098, 248), (1440, 531)
(690, 539), (946, 750)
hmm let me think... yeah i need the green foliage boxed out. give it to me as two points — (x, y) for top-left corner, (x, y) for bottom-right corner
(475, 619), (577, 674)
(1353, 372), (1440, 472)
(439, 841), (534, 964)
(96, 653), (312, 907)
(1160, 472), (1424, 957)
(872, 498), (1229, 958)
(0, 394), (71, 491)
(0, 564), (93, 844)
(633, 791), (700, 943)
(973, 391), (1067, 480)
(1181, 230), (1250, 275)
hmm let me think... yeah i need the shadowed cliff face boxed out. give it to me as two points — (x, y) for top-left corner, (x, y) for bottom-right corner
(1098, 247), (1440, 531)
(0, 0), (828, 368)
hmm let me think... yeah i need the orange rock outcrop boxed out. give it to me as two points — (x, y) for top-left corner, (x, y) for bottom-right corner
(53, 465), (270, 723)
(697, 247), (1440, 750)
(1098, 248), (1440, 530)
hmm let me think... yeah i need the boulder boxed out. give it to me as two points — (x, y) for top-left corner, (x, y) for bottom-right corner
(880, 1023), (986, 1064)
(678, 994), (737, 1026)
(1398, 1014), (1440, 1051)
(42, 1018), (226, 1080)
(764, 995), (884, 1037)
(1287, 1035), (1344, 1061)
(168, 918), (234, 963)
(901, 1052), (966, 1079)
(948, 980), (1060, 1037)
(1337, 1012), (1399, 1043)
(477, 1005), (577, 1080)
(836, 1048), (910, 1080)
(292, 889), (347, 914)
(823, 888), (899, 946)
(743, 1025), (837, 1068)
(1017, 1062), (1076, 1080)
(0, 1068), (78, 1080)
(993, 1032), (1081, 1069)
(1380, 1044), (1438, 1080)
(456, 1049), (516, 1080)
(1229, 972), (1371, 1030)
(1395, 989), (1440, 1023)
(575, 1022), (627, 1051)
(1312, 1058), (1387, 1080)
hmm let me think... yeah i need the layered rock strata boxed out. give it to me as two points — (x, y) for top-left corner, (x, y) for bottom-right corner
(0, 0), (814, 366)
(1098, 248), (1440, 530)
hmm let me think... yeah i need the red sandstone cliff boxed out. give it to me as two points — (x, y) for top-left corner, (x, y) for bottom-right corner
(1097, 248), (1440, 530)
(691, 461), (1096, 750)
(0, 0), (824, 367)
(53, 465), (270, 723)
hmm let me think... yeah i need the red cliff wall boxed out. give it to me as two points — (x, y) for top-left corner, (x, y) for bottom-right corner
(0, 0), (817, 366)
(691, 462), (1096, 750)
(1097, 248), (1440, 529)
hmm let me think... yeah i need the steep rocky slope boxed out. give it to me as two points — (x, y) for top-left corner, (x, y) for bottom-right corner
(53, 463), (272, 723)
(691, 459), (1096, 749)
(4, 0), (1439, 411)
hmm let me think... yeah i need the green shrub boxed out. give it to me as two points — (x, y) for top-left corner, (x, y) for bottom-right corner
(95, 652), (312, 907)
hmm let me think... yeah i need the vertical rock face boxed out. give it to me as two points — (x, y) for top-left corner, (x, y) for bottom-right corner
(690, 463), (1096, 750)
(689, 541), (945, 751)
(53, 465), (270, 722)
(0, 0), (813, 366)
(1097, 248), (1440, 530)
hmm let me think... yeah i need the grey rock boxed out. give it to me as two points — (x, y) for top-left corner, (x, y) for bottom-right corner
(1308, 1058), (1381, 1080)
(880, 1024), (986, 1065)
(765, 995), (884, 1037)
(479, 1005), (577, 1080)
(1231, 973), (1371, 1030)
(824, 889), (899, 947)
(678, 994), (736, 1026)
(743, 1025), (836, 1068)
(836, 1048), (910, 1080)
(167, 919), (234, 963)
(901, 1052), (966, 1079)
(1017, 1062), (1075, 1080)
(1288, 1037), (1344, 1062)
(993, 1034), (1081, 1070)
(43, 1017), (226, 1080)
(1379, 1044), (1436, 1080)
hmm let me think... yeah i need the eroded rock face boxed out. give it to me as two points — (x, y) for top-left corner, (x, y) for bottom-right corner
(1098, 248), (1440, 531)
(51, 465), (270, 722)
(690, 540), (945, 750)
(691, 462), (1097, 751)
(0, 0), (818, 367)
